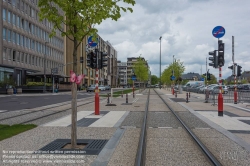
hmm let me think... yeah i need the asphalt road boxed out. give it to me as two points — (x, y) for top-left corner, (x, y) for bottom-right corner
(0, 91), (97, 111)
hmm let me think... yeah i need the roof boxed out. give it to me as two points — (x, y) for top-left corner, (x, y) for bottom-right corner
(181, 72), (201, 80)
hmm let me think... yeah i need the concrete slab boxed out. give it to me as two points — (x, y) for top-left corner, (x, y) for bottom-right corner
(42, 111), (93, 126)
(89, 111), (127, 127)
(197, 111), (250, 130)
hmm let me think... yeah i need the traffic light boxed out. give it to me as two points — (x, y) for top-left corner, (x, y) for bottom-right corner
(87, 52), (93, 68)
(207, 72), (211, 81)
(218, 40), (225, 67)
(228, 65), (234, 76)
(87, 52), (97, 69)
(208, 50), (218, 68)
(170, 75), (172, 81)
(237, 65), (242, 77)
(99, 52), (108, 69)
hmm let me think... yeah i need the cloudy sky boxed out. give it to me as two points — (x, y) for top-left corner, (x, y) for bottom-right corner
(96, 0), (250, 80)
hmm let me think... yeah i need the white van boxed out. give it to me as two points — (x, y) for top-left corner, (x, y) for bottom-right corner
(183, 81), (204, 91)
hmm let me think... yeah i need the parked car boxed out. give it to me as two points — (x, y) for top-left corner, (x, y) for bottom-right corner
(105, 85), (111, 90)
(99, 85), (106, 91)
(86, 85), (96, 92)
(209, 85), (228, 94)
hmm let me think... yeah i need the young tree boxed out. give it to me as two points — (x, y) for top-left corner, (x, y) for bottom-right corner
(161, 59), (185, 86)
(151, 75), (159, 85)
(132, 58), (148, 88)
(38, 0), (135, 148)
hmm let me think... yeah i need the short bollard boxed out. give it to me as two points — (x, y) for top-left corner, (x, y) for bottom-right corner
(121, 91), (123, 98)
(107, 93), (110, 104)
(189, 92), (190, 98)
(126, 94), (128, 103)
(186, 93), (189, 103)
(175, 91), (177, 98)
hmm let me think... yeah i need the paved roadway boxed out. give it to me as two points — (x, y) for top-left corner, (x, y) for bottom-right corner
(0, 91), (110, 111)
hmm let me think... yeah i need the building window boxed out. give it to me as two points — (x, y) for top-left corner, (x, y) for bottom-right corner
(12, 13), (16, 25)
(16, 51), (20, 62)
(20, 52), (24, 63)
(8, 29), (11, 42)
(3, 48), (7, 60)
(25, 53), (27, 64)
(7, 49), (11, 60)
(20, 35), (23, 46)
(17, 16), (20, 27)
(8, 11), (11, 23)
(13, 50), (16, 61)
(3, 28), (6, 40)
(12, 31), (16, 44)
(3, 8), (6, 21)
(16, 33), (20, 45)
(12, 0), (16, 7)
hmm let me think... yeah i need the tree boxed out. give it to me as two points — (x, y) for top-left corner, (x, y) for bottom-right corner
(38, 0), (135, 148)
(207, 74), (217, 84)
(161, 59), (185, 86)
(151, 75), (159, 85)
(132, 57), (148, 88)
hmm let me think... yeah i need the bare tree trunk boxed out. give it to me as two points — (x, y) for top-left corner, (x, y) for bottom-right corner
(71, 36), (78, 149)
(71, 82), (77, 148)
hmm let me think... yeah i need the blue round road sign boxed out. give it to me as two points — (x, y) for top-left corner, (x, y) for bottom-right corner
(171, 76), (175, 80)
(88, 36), (98, 47)
(131, 75), (136, 81)
(212, 26), (225, 38)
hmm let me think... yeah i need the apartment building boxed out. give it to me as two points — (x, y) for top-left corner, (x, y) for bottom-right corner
(107, 41), (118, 87)
(127, 57), (148, 86)
(1, 0), (64, 86)
(117, 60), (127, 86)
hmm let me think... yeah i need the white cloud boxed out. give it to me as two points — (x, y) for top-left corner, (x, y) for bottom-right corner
(96, 0), (250, 80)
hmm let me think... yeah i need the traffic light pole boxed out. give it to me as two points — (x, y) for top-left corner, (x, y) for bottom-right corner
(95, 49), (100, 115)
(233, 63), (237, 104)
(218, 66), (223, 116)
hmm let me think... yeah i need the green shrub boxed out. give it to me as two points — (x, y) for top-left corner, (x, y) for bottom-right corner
(26, 82), (52, 86)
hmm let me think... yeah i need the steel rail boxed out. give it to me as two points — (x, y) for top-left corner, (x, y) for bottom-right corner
(135, 89), (150, 166)
(154, 89), (222, 166)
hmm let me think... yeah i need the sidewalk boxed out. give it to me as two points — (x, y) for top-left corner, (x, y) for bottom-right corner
(159, 88), (250, 152)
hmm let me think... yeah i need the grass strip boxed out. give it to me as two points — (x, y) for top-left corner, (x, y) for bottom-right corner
(100, 88), (139, 97)
(0, 124), (37, 141)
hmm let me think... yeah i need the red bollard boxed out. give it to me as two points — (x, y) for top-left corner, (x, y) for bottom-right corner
(95, 92), (100, 115)
(234, 91), (237, 104)
(218, 93), (223, 116)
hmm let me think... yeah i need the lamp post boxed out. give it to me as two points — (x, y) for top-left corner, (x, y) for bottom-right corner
(43, 42), (48, 93)
(159, 36), (162, 89)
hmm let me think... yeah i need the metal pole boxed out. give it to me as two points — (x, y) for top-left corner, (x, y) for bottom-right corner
(172, 55), (175, 95)
(95, 49), (100, 115)
(159, 36), (162, 89)
(43, 42), (48, 93)
(218, 66), (223, 116)
(52, 75), (54, 93)
(232, 36), (237, 104)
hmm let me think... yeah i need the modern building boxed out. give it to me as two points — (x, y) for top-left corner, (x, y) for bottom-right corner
(126, 57), (148, 87)
(117, 60), (127, 87)
(106, 41), (118, 87)
(1, 0), (64, 86)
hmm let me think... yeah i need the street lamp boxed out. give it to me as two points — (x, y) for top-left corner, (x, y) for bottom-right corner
(43, 42), (48, 93)
(159, 36), (162, 89)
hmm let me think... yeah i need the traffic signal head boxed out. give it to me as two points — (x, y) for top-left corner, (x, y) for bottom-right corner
(207, 72), (211, 81)
(87, 52), (97, 69)
(208, 50), (218, 68)
(218, 41), (225, 67)
(170, 75), (172, 81)
(99, 52), (108, 69)
(237, 65), (242, 77)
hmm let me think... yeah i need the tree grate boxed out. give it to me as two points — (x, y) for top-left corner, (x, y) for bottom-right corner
(170, 98), (186, 102)
(37, 139), (109, 155)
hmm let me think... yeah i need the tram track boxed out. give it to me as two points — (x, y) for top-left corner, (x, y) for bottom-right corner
(135, 89), (222, 166)
(0, 97), (102, 125)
